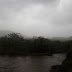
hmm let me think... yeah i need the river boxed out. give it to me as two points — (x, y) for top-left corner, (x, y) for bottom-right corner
(0, 54), (66, 72)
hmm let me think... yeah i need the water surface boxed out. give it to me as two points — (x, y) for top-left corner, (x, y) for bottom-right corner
(0, 54), (66, 72)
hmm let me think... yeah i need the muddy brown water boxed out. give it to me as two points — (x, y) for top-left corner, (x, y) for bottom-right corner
(0, 54), (66, 72)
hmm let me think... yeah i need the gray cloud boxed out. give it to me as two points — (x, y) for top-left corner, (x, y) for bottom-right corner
(0, 0), (57, 20)
(52, 0), (72, 25)
(0, 0), (72, 37)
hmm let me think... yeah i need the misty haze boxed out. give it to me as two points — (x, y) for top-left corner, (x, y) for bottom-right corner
(0, 0), (72, 72)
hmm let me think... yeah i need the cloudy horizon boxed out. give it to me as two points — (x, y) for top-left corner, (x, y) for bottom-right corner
(0, 0), (72, 38)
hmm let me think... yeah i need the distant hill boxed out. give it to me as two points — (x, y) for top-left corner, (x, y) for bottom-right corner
(51, 37), (67, 41)
(68, 36), (72, 40)
(0, 30), (13, 37)
(51, 36), (72, 41)
(0, 30), (28, 38)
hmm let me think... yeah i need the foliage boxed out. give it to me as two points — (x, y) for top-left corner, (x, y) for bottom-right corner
(0, 33), (72, 56)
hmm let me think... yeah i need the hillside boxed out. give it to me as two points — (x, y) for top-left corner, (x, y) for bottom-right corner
(0, 30), (13, 37)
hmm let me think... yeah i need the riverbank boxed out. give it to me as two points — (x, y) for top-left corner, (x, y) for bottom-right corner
(0, 52), (53, 57)
(50, 51), (72, 72)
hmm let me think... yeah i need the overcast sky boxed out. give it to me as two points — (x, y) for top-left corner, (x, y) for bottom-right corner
(0, 0), (72, 38)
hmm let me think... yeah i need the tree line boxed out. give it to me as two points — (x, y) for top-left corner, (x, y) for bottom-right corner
(0, 33), (72, 56)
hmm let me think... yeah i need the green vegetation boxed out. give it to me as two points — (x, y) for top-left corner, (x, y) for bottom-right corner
(0, 33), (72, 56)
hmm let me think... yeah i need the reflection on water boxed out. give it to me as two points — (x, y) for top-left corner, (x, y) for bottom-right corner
(0, 54), (66, 72)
